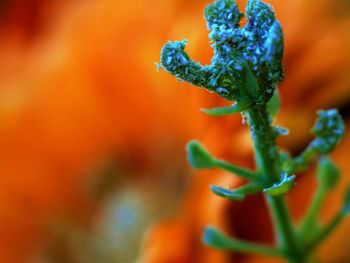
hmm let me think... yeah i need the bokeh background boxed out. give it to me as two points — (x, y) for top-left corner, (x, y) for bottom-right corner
(0, 0), (349, 262)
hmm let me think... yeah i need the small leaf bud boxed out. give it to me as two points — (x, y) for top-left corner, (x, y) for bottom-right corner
(186, 140), (215, 169)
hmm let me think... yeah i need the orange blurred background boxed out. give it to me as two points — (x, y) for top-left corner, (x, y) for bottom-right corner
(0, 0), (349, 262)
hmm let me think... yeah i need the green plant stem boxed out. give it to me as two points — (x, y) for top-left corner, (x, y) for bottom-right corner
(214, 159), (259, 181)
(247, 104), (303, 263)
(204, 227), (283, 257)
(306, 212), (344, 252)
(298, 186), (327, 241)
(222, 239), (282, 257)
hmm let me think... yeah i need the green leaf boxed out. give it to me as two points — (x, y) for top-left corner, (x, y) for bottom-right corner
(263, 174), (296, 196)
(186, 140), (215, 169)
(201, 97), (252, 116)
(342, 185), (350, 215)
(267, 91), (281, 118)
(317, 156), (340, 191)
(210, 185), (245, 201)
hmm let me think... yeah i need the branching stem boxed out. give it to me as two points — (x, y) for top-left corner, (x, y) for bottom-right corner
(298, 186), (327, 241)
(214, 159), (259, 181)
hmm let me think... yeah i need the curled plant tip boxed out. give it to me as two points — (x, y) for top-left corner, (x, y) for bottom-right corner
(186, 140), (215, 169)
(243, 0), (284, 95)
(264, 21), (284, 65)
(245, 0), (282, 62)
(342, 185), (350, 215)
(311, 109), (345, 154)
(210, 185), (245, 201)
(160, 40), (211, 87)
(160, 0), (284, 102)
(206, 0), (284, 101)
(201, 97), (252, 116)
(204, 0), (243, 31)
(263, 174), (295, 196)
(291, 109), (345, 172)
(317, 156), (340, 191)
(246, 0), (274, 24)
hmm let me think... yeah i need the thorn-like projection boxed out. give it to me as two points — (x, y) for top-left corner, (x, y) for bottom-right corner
(210, 185), (245, 201)
(210, 182), (262, 201)
(201, 97), (252, 116)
